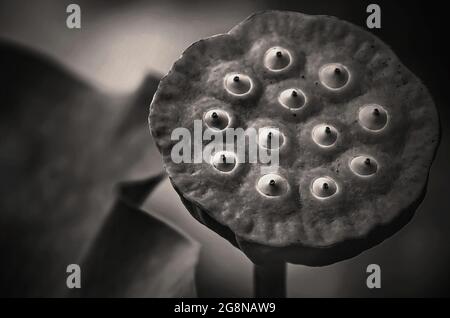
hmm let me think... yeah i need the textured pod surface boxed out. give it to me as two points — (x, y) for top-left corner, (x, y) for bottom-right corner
(149, 10), (440, 265)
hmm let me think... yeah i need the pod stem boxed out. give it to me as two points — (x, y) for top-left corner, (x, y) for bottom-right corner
(253, 262), (286, 298)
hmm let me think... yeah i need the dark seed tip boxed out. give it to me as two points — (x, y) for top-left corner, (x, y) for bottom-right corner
(269, 180), (276, 186)
(291, 90), (298, 97)
(233, 76), (240, 82)
(323, 183), (329, 190)
(334, 68), (341, 75)
(211, 112), (218, 119)
(276, 51), (282, 58)
(373, 108), (380, 116)
(325, 126), (331, 134)
(365, 158), (371, 165)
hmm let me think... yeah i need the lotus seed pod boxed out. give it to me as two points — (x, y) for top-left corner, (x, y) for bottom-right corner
(149, 11), (440, 266)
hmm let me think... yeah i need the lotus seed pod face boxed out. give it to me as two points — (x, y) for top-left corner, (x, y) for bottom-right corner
(149, 11), (440, 266)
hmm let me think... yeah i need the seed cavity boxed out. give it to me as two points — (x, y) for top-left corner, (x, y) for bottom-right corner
(319, 63), (350, 90)
(264, 47), (292, 72)
(311, 177), (338, 199)
(224, 73), (253, 96)
(204, 109), (230, 131)
(258, 127), (285, 150)
(211, 151), (237, 173)
(358, 104), (388, 132)
(257, 174), (289, 197)
(349, 155), (378, 177)
(312, 124), (338, 147)
(278, 88), (307, 110)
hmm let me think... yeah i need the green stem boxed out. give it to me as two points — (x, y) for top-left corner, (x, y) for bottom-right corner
(253, 262), (286, 298)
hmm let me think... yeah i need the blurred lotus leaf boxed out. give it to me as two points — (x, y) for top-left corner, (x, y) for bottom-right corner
(0, 40), (200, 297)
(74, 175), (200, 297)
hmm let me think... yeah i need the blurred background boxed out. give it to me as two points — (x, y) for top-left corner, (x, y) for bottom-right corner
(0, 0), (449, 297)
